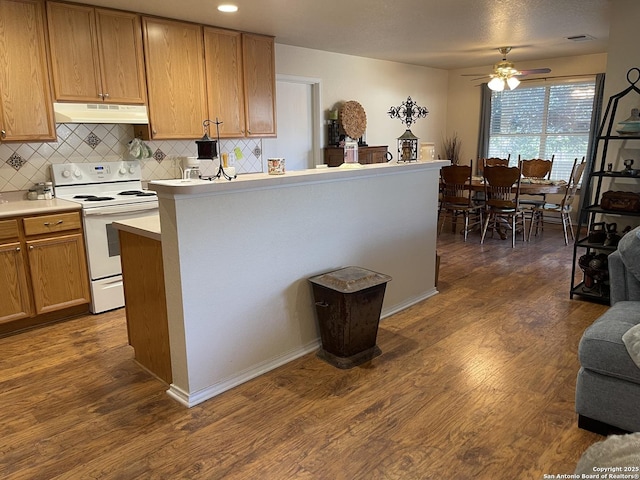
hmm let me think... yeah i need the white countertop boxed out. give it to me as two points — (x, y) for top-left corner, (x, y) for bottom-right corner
(0, 191), (81, 218)
(149, 161), (449, 197)
(112, 214), (161, 241)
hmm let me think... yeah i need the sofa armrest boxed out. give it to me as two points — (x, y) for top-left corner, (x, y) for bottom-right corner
(609, 250), (640, 304)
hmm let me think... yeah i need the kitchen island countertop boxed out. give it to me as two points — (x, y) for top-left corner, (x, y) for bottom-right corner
(112, 214), (161, 241)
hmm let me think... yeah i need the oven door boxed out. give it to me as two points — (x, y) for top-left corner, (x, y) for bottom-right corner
(83, 202), (159, 280)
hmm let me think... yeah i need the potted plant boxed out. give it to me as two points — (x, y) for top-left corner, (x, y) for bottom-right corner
(441, 133), (461, 165)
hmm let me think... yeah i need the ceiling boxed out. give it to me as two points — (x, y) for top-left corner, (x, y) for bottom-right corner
(80, 0), (611, 70)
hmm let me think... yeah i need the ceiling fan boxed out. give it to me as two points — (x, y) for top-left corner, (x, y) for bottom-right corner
(463, 47), (551, 91)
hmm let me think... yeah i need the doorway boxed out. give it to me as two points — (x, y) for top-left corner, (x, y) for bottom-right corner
(262, 75), (322, 172)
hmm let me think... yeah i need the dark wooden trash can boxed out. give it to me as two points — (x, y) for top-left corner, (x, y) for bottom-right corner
(309, 266), (392, 369)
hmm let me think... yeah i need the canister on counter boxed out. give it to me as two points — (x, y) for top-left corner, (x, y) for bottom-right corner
(268, 158), (285, 175)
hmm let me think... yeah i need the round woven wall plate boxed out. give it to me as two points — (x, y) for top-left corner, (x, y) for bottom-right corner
(340, 101), (367, 139)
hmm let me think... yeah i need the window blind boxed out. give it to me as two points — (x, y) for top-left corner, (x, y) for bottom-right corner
(488, 80), (596, 181)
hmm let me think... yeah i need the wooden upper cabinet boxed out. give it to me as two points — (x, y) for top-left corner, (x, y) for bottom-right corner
(47, 2), (146, 104)
(0, 0), (55, 142)
(204, 27), (245, 138)
(94, 8), (147, 104)
(142, 17), (208, 139)
(242, 33), (276, 137)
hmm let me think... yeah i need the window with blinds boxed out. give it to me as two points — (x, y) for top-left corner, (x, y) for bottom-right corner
(488, 79), (596, 181)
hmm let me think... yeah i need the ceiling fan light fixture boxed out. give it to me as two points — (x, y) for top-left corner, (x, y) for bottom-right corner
(507, 76), (520, 90)
(488, 77), (505, 91)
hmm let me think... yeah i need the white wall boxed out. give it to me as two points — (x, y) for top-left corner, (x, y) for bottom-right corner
(275, 44), (449, 161)
(599, 0), (640, 178)
(153, 163), (445, 406)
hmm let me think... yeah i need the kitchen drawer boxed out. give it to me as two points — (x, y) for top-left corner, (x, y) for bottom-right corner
(23, 212), (82, 236)
(0, 219), (19, 242)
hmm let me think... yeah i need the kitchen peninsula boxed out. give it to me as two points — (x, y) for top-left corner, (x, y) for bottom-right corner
(141, 161), (445, 407)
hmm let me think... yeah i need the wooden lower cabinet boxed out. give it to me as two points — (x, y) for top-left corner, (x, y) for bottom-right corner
(323, 146), (390, 167)
(27, 234), (90, 314)
(0, 240), (31, 323)
(0, 211), (90, 335)
(119, 230), (172, 383)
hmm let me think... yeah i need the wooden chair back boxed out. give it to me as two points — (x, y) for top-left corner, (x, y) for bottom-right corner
(518, 155), (554, 179)
(561, 157), (586, 209)
(478, 155), (510, 175)
(440, 162), (473, 207)
(483, 165), (522, 210)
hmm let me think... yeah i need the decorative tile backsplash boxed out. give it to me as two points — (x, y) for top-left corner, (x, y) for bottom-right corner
(0, 123), (264, 192)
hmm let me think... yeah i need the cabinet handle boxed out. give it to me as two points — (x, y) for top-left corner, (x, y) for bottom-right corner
(29, 245), (34, 250)
(98, 93), (104, 98)
(1, 129), (5, 138)
(103, 93), (110, 99)
(43, 220), (63, 226)
(16, 247), (20, 252)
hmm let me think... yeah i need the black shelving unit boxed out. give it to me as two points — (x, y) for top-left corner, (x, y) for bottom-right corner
(570, 67), (640, 303)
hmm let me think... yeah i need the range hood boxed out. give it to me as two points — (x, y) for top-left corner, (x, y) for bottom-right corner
(53, 102), (149, 124)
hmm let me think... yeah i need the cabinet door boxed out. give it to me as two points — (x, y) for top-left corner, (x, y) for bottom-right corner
(0, 241), (32, 323)
(204, 27), (245, 138)
(26, 234), (90, 315)
(142, 17), (208, 139)
(95, 8), (146, 104)
(47, 2), (102, 102)
(242, 33), (276, 137)
(0, 0), (55, 142)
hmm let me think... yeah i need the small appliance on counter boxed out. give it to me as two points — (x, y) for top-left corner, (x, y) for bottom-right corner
(181, 156), (201, 180)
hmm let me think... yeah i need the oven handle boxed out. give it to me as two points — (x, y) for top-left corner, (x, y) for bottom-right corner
(83, 202), (158, 217)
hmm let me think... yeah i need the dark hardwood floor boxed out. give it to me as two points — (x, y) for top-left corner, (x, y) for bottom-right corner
(0, 223), (608, 479)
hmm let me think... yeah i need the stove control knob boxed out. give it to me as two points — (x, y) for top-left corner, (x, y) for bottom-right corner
(128, 166), (136, 174)
(119, 167), (127, 175)
(73, 169), (82, 178)
(62, 170), (71, 178)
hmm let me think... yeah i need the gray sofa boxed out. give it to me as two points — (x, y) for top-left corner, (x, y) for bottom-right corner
(576, 226), (640, 434)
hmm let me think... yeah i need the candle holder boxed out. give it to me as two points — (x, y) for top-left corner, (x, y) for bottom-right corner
(196, 118), (236, 181)
(387, 97), (428, 162)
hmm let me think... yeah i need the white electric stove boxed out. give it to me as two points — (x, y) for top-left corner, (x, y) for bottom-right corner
(51, 160), (159, 313)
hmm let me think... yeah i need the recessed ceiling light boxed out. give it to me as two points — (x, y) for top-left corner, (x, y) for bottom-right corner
(218, 4), (238, 13)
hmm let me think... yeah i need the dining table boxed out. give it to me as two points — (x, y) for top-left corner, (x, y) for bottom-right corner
(439, 176), (568, 241)
(469, 176), (567, 195)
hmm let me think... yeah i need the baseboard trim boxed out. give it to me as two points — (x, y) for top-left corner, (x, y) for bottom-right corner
(381, 288), (439, 319)
(167, 339), (321, 408)
(166, 289), (438, 408)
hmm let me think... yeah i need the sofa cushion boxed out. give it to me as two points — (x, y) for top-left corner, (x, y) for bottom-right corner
(618, 227), (640, 283)
(623, 323), (640, 369)
(579, 301), (640, 384)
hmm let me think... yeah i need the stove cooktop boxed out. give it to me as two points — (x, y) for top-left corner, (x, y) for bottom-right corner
(51, 161), (158, 209)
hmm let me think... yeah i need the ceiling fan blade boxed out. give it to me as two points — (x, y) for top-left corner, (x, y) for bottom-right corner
(517, 68), (552, 76)
(460, 73), (490, 77)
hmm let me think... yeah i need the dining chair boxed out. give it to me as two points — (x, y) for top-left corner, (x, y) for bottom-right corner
(474, 156), (511, 204)
(519, 155), (554, 180)
(480, 164), (526, 248)
(477, 155), (510, 176)
(528, 157), (586, 245)
(518, 155), (555, 208)
(438, 161), (483, 241)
